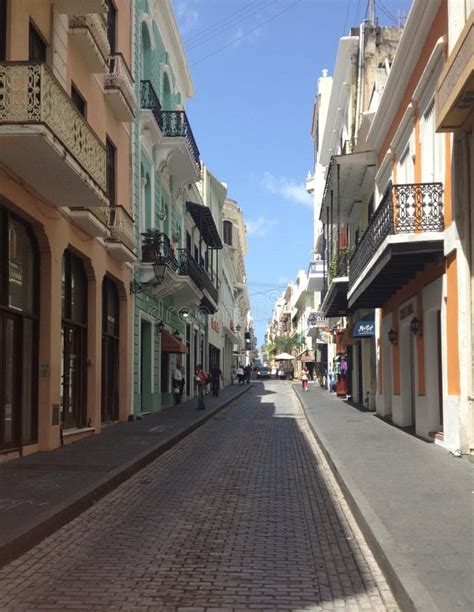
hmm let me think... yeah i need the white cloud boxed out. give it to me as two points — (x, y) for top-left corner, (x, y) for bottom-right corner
(262, 172), (313, 208)
(175, 0), (199, 36)
(246, 216), (278, 237)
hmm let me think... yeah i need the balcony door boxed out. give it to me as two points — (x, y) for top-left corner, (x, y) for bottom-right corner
(61, 251), (87, 430)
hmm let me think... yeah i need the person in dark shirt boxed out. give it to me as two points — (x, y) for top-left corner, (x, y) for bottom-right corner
(210, 366), (223, 397)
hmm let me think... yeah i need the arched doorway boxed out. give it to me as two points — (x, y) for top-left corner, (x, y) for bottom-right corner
(61, 250), (87, 430)
(0, 207), (38, 452)
(101, 276), (119, 422)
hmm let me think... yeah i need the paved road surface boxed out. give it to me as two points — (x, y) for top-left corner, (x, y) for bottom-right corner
(0, 382), (398, 611)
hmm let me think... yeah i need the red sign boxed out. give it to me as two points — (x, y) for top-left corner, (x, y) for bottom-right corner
(211, 318), (220, 333)
(229, 320), (235, 332)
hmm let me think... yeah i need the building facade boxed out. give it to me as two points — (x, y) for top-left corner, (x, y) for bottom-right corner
(0, 0), (135, 457)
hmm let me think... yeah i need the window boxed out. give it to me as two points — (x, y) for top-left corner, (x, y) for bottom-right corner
(106, 0), (117, 54)
(223, 220), (233, 246)
(0, 0), (7, 61)
(421, 99), (443, 183)
(367, 195), (375, 223)
(29, 23), (46, 62)
(186, 231), (192, 253)
(106, 137), (116, 206)
(71, 84), (86, 117)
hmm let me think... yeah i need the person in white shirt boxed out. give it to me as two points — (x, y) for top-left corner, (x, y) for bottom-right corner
(236, 365), (244, 385)
(172, 364), (184, 405)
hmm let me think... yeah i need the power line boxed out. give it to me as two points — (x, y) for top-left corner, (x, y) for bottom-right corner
(377, 0), (398, 24)
(186, 1), (276, 50)
(353, 0), (362, 24)
(342, 0), (352, 36)
(185, 1), (269, 43)
(190, 0), (304, 68)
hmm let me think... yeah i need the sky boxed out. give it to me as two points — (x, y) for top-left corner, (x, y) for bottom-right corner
(172, 0), (413, 346)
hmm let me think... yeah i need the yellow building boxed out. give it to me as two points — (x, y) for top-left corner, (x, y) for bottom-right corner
(0, 0), (135, 458)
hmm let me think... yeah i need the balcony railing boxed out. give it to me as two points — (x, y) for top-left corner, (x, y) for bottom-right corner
(69, 13), (110, 66)
(140, 80), (162, 126)
(0, 62), (106, 193)
(177, 248), (218, 304)
(160, 111), (200, 169)
(108, 205), (135, 252)
(141, 230), (178, 271)
(349, 182), (444, 290)
(329, 246), (354, 281)
(105, 53), (136, 117)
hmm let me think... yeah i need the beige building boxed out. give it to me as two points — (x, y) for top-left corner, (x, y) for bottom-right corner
(0, 0), (135, 458)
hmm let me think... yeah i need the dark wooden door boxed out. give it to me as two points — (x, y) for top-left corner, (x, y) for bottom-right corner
(101, 335), (119, 422)
(61, 323), (86, 430)
(0, 312), (21, 450)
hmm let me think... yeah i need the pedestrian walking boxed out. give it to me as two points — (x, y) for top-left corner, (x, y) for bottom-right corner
(230, 366), (236, 384)
(301, 368), (309, 392)
(244, 364), (252, 384)
(210, 365), (223, 397)
(172, 363), (185, 405)
(236, 365), (244, 385)
(195, 365), (208, 410)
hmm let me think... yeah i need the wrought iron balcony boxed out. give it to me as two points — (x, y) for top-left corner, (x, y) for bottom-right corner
(140, 80), (162, 128)
(141, 229), (178, 271)
(349, 182), (444, 290)
(69, 13), (110, 72)
(177, 248), (218, 304)
(160, 111), (200, 170)
(0, 62), (107, 207)
(348, 182), (444, 309)
(104, 53), (136, 121)
(329, 246), (354, 281)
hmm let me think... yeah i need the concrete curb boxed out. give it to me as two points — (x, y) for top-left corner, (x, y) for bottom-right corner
(293, 386), (440, 612)
(0, 384), (253, 569)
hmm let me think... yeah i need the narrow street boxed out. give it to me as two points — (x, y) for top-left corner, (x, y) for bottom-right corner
(0, 383), (397, 612)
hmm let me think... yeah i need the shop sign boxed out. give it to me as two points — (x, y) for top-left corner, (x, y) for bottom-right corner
(307, 311), (328, 328)
(230, 320), (235, 332)
(211, 318), (220, 333)
(9, 260), (23, 287)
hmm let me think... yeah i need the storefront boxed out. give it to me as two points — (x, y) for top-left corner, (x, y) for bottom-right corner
(0, 207), (38, 453)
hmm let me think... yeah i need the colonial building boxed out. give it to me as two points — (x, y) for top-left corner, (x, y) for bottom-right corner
(0, 0), (135, 457)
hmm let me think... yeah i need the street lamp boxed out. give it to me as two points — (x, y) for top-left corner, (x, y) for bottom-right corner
(157, 320), (165, 333)
(236, 324), (241, 332)
(130, 257), (168, 294)
(388, 328), (398, 345)
(173, 330), (182, 340)
(410, 317), (422, 337)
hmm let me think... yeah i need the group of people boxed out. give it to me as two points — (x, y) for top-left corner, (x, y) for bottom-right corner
(172, 363), (224, 411)
(231, 364), (252, 385)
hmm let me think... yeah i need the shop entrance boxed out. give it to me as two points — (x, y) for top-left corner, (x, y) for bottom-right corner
(0, 313), (21, 450)
(101, 277), (120, 422)
(61, 251), (87, 430)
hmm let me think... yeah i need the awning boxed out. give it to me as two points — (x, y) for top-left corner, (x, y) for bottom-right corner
(298, 350), (315, 363)
(161, 330), (188, 354)
(186, 201), (223, 248)
(352, 312), (375, 337)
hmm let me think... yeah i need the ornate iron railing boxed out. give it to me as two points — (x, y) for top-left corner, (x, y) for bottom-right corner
(105, 53), (136, 115)
(140, 80), (162, 126)
(160, 111), (200, 170)
(329, 246), (354, 281)
(349, 182), (444, 289)
(108, 205), (136, 252)
(69, 13), (110, 64)
(0, 62), (106, 193)
(177, 248), (217, 303)
(141, 229), (178, 271)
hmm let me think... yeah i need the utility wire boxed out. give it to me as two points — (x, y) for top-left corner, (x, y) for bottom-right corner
(186, 0), (276, 49)
(342, 0), (352, 36)
(377, 0), (398, 24)
(191, 0), (304, 67)
(353, 0), (362, 24)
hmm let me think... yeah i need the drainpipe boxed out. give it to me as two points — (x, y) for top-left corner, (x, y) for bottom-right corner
(355, 22), (365, 135)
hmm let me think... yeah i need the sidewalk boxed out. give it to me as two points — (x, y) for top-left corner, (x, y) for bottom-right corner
(0, 383), (252, 568)
(294, 383), (474, 612)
